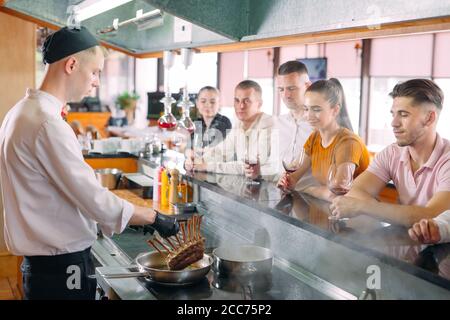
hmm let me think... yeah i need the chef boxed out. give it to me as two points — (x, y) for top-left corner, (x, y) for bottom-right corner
(0, 26), (178, 300)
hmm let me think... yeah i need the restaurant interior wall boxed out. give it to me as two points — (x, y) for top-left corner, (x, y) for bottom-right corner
(368, 32), (450, 151)
(0, 13), (36, 252)
(219, 48), (275, 123)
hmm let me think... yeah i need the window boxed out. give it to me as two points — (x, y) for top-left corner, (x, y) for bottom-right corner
(339, 78), (361, 134)
(168, 52), (218, 94)
(367, 77), (408, 151)
(434, 78), (450, 140)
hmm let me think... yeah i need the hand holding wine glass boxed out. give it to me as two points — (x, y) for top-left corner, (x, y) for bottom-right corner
(244, 155), (261, 183)
(278, 149), (304, 192)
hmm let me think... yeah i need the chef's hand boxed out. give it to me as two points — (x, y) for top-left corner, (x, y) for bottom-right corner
(152, 212), (180, 238)
(408, 219), (441, 244)
(329, 196), (363, 219)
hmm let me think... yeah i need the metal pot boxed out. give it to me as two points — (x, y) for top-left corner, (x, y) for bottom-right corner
(94, 168), (123, 190)
(101, 251), (213, 285)
(212, 245), (273, 277)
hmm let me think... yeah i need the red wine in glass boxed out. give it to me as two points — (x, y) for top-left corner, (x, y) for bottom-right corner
(282, 160), (298, 173)
(158, 120), (177, 129)
(329, 186), (350, 196)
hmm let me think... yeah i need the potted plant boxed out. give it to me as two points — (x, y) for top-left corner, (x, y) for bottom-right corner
(115, 91), (140, 125)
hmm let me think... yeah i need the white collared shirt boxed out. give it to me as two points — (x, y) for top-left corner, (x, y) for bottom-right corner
(277, 112), (313, 169)
(202, 113), (279, 176)
(276, 112), (315, 191)
(0, 89), (134, 256)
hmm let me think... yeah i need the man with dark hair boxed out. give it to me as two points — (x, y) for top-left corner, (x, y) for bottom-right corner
(330, 79), (450, 228)
(275, 61), (314, 190)
(0, 26), (178, 300)
(185, 80), (278, 177)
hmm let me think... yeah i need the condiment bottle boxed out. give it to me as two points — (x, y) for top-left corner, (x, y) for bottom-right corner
(169, 168), (180, 206)
(152, 166), (163, 207)
(160, 168), (169, 208)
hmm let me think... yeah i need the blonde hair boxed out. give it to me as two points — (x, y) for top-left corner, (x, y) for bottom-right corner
(74, 46), (108, 61)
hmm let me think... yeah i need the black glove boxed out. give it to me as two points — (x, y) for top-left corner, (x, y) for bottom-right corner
(152, 212), (180, 238)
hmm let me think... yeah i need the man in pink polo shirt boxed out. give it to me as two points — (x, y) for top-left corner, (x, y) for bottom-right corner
(330, 79), (450, 227)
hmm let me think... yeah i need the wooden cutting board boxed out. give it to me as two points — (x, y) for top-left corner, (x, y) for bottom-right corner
(111, 189), (171, 215)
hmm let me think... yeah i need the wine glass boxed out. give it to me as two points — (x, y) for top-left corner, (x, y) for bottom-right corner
(279, 149), (304, 193)
(327, 162), (354, 196)
(244, 134), (260, 185)
(282, 148), (305, 174)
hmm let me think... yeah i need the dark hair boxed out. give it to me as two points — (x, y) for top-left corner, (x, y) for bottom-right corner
(235, 80), (262, 98)
(278, 60), (309, 76)
(306, 78), (353, 131)
(389, 79), (444, 111)
(197, 86), (219, 97)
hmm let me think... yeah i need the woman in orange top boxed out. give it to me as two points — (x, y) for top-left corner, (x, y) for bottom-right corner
(278, 78), (370, 201)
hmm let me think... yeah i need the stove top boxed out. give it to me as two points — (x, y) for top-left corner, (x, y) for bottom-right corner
(134, 263), (329, 300)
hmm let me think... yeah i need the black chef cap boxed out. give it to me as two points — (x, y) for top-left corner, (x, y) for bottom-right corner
(42, 26), (99, 64)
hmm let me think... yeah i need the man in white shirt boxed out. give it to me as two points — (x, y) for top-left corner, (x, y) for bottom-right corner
(276, 60), (313, 166)
(275, 61), (315, 192)
(409, 212), (450, 244)
(185, 80), (278, 178)
(0, 26), (178, 300)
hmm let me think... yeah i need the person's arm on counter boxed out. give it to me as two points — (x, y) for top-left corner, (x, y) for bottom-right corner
(330, 169), (450, 226)
(189, 129), (247, 175)
(409, 210), (450, 244)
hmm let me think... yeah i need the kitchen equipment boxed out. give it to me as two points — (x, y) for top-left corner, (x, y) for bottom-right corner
(212, 245), (273, 277)
(171, 202), (197, 215)
(101, 251), (213, 285)
(168, 168), (180, 206)
(120, 173), (153, 199)
(95, 168), (123, 190)
(212, 271), (273, 295)
(160, 168), (169, 207)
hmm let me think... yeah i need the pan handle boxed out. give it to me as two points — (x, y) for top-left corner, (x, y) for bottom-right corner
(99, 265), (149, 279)
(102, 271), (149, 279)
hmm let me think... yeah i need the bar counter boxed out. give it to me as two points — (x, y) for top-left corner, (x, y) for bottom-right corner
(93, 151), (450, 299)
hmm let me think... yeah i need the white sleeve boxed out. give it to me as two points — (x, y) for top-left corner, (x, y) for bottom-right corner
(34, 119), (134, 236)
(203, 130), (245, 175)
(433, 210), (450, 243)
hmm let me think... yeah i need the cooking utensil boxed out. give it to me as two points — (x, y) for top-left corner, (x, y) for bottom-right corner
(212, 245), (273, 277)
(212, 271), (273, 294)
(94, 168), (123, 190)
(101, 251), (213, 285)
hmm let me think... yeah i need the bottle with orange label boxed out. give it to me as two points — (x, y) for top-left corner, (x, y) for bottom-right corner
(160, 168), (170, 209)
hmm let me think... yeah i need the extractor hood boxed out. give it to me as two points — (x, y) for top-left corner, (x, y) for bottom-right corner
(2, 0), (450, 57)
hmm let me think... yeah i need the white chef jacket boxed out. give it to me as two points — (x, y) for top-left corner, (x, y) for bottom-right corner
(202, 113), (279, 176)
(0, 89), (134, 256)
(434, 210), (450, 243)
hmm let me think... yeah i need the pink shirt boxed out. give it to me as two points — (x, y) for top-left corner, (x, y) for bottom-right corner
(367, 134), (450, 206)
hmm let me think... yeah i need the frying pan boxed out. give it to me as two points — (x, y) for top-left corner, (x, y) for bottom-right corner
(101, 251), (213, 285)
(212, 245), (273, 277)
